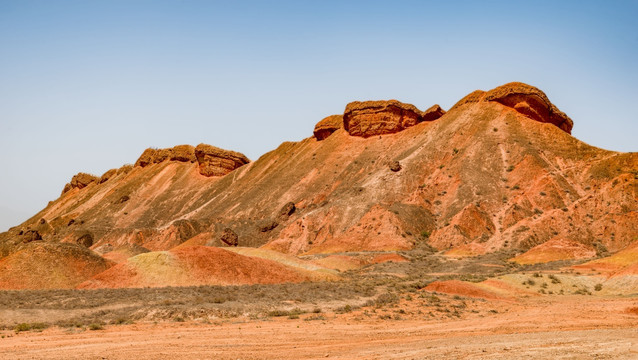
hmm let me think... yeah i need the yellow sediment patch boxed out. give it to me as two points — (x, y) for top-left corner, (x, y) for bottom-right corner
(226, 247), (339, 281)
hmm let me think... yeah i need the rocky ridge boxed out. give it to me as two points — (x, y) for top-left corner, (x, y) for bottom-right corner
(0, 81), (636, 289)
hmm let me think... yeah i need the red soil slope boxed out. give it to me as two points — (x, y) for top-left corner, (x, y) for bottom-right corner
(0, 242), (114, 289)
(78, 246), (315, 289)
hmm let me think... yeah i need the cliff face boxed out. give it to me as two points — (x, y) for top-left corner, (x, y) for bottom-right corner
(1, 82), (636, 289)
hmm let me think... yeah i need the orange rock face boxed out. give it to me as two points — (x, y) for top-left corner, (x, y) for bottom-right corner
(343, 100), (424, 137)
(194, 143), (250, 177)
(485, 82), (573, 134)
(313, 115), (343, 140)
(134, 145), (196, 167)
(421, 104), (446, 122)
(451, 82), (573, 134)
(62, 172), (99, 194)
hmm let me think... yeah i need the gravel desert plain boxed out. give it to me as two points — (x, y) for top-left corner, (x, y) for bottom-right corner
(1, 82), (637, 359)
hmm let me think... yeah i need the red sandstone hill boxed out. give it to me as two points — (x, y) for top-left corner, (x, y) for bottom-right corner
(0, 81), (636, 289)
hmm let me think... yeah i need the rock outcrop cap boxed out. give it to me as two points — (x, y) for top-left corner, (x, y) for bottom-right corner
(313, 115), (344, 141)
(194, 144), (250, 177)
(343, 100), (424, 137)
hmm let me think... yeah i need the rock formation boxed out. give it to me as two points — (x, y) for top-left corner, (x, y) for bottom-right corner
(194, 144), (250, 177)
(99, 169), (117, 184)
(421, 104), (446, 122)
(450, 82), (573, 134)
(343, 100), (424, 137)
(135, 145), (196, 167)
(2, 81), (636, 291)
(62, 172), (99, 194)
(220, 228), (238, 247)
(313, 115), (343, 140)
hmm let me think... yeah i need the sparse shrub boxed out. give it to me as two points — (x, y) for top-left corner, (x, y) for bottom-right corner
(88, 323), (104, 330)
(113, 317), (131, 325)
(574, 288), (592, 295)
(367, 293), (399, 308)
(304, 314), (326, 321)
(594, 284), (603, 291)
(14, 322), (48, 333)
(512, 185), (520, 190)
(267, 309), (290, 317)
(506, 165), (515, 172)
(549, 274), (561, 284)
(336, 304), (354, 314)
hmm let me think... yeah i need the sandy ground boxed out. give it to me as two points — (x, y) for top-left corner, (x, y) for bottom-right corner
(1, 296), (637, 360)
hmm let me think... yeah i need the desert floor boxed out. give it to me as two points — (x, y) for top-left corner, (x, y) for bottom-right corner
(2, 295), (637, 360)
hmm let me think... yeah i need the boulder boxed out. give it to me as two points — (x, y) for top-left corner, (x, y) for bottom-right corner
(76, 233), (94, 248)
(22, 230), (42, 243)
(194, 144), (250, 177)
(313, 115), (343, 140)
(62, 172), (99, 194)
(220, 228), (238, 246)
(389, 161), (402, 172)
(343, 100), (423, 137)
(421, 104), (446, 122)
(279, 202), (296, 218)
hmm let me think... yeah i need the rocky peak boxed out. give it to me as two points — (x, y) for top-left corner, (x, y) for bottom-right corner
(421, 104), (446, 122)
(450, 82), (574, 134)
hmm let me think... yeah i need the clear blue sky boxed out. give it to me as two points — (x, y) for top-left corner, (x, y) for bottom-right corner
(1, 0), (637, 231)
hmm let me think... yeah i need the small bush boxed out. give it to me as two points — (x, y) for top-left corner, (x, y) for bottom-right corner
(549, 274), (561, 284)
(88, 323), (104, 331)
(14, 322), (48, 333)
(594, 284), (603, 291)
(335, 304), (354, 314)
(267, 309), (290, 317)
